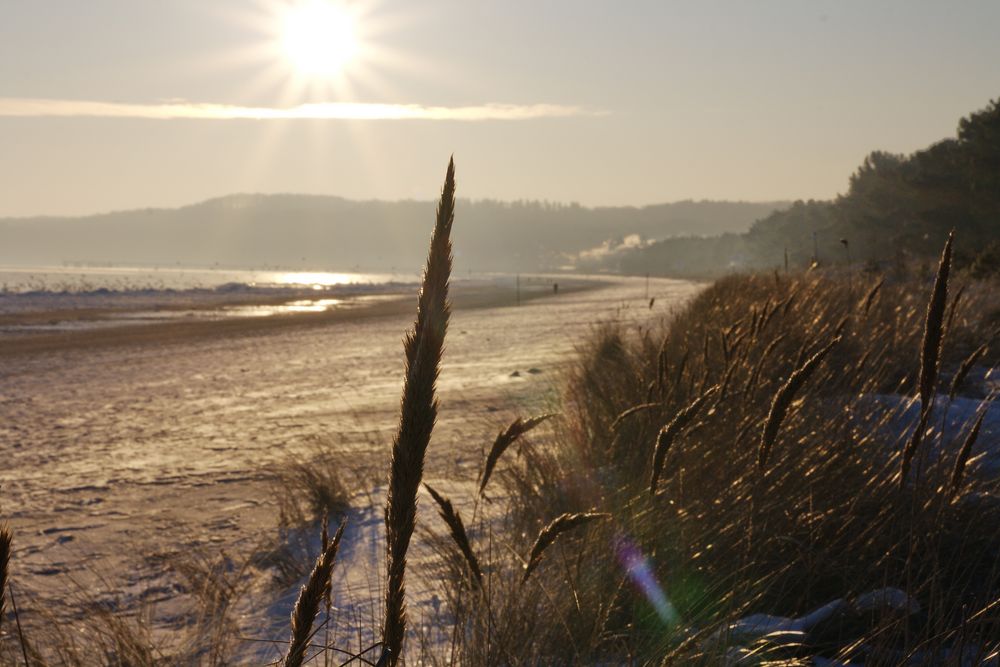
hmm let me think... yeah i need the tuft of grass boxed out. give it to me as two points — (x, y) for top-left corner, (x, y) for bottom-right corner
(167, 546), (260, 665)
(381, 157), (456, 665)
(272, 438), (351, 528)
(259, 437), (353, 588)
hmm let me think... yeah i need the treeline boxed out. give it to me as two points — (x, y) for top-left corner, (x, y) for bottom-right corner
(0, 196), (783, 275)
(602, 97), (1000, 278)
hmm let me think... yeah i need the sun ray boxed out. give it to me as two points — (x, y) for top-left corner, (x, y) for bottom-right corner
(159, 0), (436, 207)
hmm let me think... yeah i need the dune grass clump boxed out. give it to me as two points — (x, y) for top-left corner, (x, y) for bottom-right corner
(271, 436), (352, 529)
(252, 438), (354, 589)
(422, 234), (1000, 664)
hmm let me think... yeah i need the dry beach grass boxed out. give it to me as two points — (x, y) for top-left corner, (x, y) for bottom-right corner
(428, 234), (1000, 665)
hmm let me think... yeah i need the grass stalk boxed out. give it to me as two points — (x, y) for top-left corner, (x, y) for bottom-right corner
(649, 386), (718, 496)
(381, 158), (456, 664)
(901, 232), (954, 485)
(918, 231), (954, 410)
(949, 404), (989, 501)
(478, 414), (556, 496)
(0, 525), (9, 636)
(522, 512), (610, 583)
(949, 341), (991, 400)
(424, 484), (483, 587)
(283, 521), (345, 667)
(758, 337), (840, 471)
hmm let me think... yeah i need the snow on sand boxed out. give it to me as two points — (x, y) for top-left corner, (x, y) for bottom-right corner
(0, 275), (700, 657)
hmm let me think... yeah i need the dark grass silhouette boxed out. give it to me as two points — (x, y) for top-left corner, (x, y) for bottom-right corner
(282, 521), (345, 667)
(0, 525), (10, 636)
(478, 413), (556, 496)
(381, 157), (455, 666)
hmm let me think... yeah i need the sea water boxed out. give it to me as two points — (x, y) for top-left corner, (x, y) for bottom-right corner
(0, 264), (419, 294)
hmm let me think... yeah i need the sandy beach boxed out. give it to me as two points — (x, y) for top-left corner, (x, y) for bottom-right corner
(1, 274), (700, 658)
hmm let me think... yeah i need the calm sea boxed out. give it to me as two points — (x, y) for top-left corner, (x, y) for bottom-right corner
(0, 265), (420, 294)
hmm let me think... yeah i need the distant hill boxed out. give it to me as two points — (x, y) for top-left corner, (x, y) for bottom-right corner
(0, 197), (787, 274)
(600, 97), (1000, 278)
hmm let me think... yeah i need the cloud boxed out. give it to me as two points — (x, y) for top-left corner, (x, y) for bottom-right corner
(0, 98), (599, 121)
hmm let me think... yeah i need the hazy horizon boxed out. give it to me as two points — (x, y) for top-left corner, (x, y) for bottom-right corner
(0, 196), (784, 274)
(3, 0), (999, 217)
(0, 189), (792, 222)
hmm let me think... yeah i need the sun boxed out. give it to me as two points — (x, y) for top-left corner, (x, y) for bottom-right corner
(281, 1), (359, 77)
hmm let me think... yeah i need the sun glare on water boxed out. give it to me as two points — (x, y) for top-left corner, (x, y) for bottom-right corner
(276, 271), (358, 287)
(281, 1), (359, 77)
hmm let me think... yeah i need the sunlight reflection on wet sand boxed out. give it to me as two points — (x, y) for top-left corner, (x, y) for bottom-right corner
(0, 294), (398, 334)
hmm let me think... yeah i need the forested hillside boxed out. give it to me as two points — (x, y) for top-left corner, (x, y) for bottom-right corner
(0, 197), (783, 274)
(602, 98), (1000, 278)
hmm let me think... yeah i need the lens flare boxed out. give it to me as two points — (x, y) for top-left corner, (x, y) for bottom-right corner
(616, 535), (680, 628)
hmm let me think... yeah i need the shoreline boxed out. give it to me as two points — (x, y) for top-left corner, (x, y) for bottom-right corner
(0, 277), (604, 359)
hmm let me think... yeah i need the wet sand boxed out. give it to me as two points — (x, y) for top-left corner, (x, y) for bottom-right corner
(0, 274), (701, 658)
(0, 279), (580, 357)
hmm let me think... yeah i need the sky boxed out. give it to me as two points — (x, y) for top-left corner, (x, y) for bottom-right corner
(1, 0), (999, 217)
